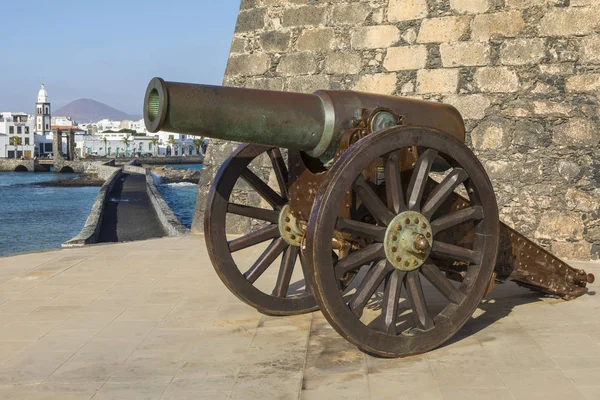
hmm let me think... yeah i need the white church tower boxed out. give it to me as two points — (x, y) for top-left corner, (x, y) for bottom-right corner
(35, 84), (51, 136)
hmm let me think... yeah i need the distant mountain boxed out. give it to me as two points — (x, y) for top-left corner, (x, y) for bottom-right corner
(53, 99), (140, 123)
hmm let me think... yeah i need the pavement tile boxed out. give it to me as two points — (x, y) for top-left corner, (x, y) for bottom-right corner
(368, 372), (443, 400)
(161, 376), (236, 399)
(301, 372), (369, 399)
(231, 371), (302, 400)
(92, 381), (169, 400)
(502, 371), (586, 400)
(438, 387), (514, 400)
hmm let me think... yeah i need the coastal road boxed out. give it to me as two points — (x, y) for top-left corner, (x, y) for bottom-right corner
(97, 172), (165, 242)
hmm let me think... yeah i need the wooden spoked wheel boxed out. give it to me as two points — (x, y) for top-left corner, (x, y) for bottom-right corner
(205, 144), (317, 315)
(305, 127), (499, 357)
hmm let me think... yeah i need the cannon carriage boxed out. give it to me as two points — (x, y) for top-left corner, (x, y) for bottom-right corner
(144, 78), (594, 358)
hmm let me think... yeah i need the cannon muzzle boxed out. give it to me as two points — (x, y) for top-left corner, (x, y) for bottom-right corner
(144, 77), (466, 160)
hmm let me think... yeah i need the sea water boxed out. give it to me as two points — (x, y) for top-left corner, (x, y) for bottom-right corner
(156, 182), (198, 228)
(0, 172), (99, 257)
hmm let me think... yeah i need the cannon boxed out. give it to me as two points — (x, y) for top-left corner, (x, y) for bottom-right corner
(144, 78), (595, 358)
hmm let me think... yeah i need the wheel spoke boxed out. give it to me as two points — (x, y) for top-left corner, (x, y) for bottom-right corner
(272, 246), (298, 298)
(385, 151), (407, 214)
(405, 271), (434, 331)
(354, 175), (395, 226)
(244, 238), (288, 284)
(421, 262), (465, 304)
(299, 253), (312, 294)
(267, 148), (289, 200)
(432, 241), (482, 265)
(430, 206), (483, 235)
(421, 168), (468, 219)
(227, 203), (280, 224)
(241, 167), (286, 209)
(406, 149), (438, 211)
(228, 225), (280, 253)
(335, 243), (385, 279)
(382, 270), (406, 335)
(349, 260), (392, 318)
(335, 218), (386, 242)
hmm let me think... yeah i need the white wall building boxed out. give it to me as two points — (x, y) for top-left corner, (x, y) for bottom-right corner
(0, 112), (36, 158)
(52, 116), (76, 127)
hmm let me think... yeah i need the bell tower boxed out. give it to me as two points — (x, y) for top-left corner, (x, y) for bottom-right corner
(35, 84), (51, 136)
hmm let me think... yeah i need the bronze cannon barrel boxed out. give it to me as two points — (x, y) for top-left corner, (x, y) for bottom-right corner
(144, 77), (466, 160)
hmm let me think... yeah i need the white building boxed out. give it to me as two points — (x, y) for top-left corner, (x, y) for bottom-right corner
(0, 112), (36, 158)
(52, 116), (76, 127)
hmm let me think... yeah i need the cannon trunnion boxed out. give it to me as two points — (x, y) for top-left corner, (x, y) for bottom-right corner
(144, 78), (594, 358)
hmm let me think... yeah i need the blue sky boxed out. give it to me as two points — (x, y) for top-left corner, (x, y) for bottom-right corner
(0, 0), (240, 115)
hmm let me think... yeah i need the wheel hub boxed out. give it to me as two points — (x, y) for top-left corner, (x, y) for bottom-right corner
(279, 204), (303, 247)
(384, 211), (433, 271)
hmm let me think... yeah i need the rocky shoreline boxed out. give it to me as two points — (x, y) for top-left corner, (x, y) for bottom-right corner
(149, 166), (202, 184)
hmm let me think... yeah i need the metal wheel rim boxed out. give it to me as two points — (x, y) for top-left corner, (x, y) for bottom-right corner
(205, 143), (318, 316)
(306, 126), (499, 357)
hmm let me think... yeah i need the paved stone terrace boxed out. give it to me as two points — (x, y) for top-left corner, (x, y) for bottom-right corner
(0, 235), (599, 399)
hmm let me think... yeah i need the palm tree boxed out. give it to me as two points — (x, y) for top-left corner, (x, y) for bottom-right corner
(168, 136), (175, 156)
(193, 138), (203, 155)
(11, 136), (22, 159)
(150, 137), (159, 157)
(121, 135), (131, 157)
(102, 136), (108, 156)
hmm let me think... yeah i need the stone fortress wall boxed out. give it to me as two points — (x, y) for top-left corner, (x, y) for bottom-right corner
(193, 0), (600, 260)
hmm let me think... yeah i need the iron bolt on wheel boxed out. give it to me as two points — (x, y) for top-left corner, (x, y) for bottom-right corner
(205, 144), (317, 316)
(306, 126), (499, 357)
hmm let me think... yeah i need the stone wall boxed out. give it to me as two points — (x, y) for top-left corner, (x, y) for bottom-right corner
(194, 0), (600, 260)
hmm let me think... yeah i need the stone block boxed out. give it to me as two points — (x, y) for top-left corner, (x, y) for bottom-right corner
(450, 0), (491, 13)
(440, 42), (490, 67)
(417, 16), (470, 43)
(539, 7), (600, 36)
(535, 211), (584, 241)
(471, 11), (524, 41)
(565, 188), (600, 212)
(282, 6), (326, 27)
(276, 52), (317, 76)
(351, 26), (400, 49)
(500, 39), (546, 66)
(504, 0), (548, 8)
(557, 160), (581, 183)
(532, 101), (570, 116)
(474, 67), (519, 93)
(512, 120), (550, 148)
(235, 8), (267, 33)
(353, 73), (397, 95)
(230, 38), (246, 54)
(245, 77), (285, 91)
(580, 35), (600, 64)
(324, 52), (362, 75)
(332, 3), (371, 25)
(565, 74), (600, 92)
(553, 118), (600, 146)
(297, 28), (335, 52)
(286, 75), (330, 93)
(551, 242), (592, 261)
(383, 46), (428, 71)
(471, 117), (513, 150)
(260, 31), (292, 53)
(443, 94), (490, 120)
(388, 0), (428, 22)
(416, 69), (459, 94)
(226, 53), (270, 76)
